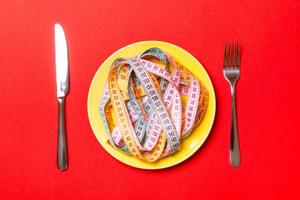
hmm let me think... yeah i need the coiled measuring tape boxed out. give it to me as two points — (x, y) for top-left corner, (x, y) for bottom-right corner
(99, 48), (209, 162)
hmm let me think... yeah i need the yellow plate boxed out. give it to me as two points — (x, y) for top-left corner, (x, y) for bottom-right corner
(87, 41), (216, 169)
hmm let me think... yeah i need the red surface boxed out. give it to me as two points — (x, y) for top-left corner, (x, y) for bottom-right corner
(1, 0), (300, 199)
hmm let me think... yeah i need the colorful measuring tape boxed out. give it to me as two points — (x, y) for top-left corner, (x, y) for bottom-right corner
(99, 48), (209, 162)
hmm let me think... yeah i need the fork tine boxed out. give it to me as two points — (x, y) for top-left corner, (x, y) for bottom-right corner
(233, 42), (236, 67)
(224, 42), (228, 67)
(236, 42), (240, 67)
(228, 42), (232, 67)
(228, 42), (231, 66)
(232, 42), (237, 67)
(230, 42), (234, 67)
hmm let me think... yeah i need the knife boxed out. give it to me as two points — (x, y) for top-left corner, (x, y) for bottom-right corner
(55, 24), (69, 170)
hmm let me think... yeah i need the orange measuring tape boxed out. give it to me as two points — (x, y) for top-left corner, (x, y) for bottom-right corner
(99, 48), (209, 162)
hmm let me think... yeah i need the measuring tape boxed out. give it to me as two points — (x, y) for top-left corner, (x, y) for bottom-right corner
(99, 48), (209, 162)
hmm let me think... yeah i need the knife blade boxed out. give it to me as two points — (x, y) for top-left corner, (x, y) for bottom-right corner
(55, 23), (69, 170)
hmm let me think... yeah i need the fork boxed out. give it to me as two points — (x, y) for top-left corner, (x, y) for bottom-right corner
(223, 42), (240, 167)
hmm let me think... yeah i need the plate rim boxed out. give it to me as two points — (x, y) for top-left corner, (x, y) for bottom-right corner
(87, 40), (216, 170)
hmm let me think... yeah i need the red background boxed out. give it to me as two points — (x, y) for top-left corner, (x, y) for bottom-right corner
(1, 0), (300, 199)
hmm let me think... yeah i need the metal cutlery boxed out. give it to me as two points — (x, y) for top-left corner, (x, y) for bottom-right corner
(223, 42), (240, 167)
(55, 24), (69, 170)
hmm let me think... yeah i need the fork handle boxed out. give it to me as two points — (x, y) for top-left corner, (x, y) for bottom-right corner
(230, 84), (240, 167)
(57, 97), (68, 170)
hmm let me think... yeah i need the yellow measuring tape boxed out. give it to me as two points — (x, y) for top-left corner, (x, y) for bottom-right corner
(99, 48), (209, 162)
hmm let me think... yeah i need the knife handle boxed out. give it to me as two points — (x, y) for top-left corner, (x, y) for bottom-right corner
(57, 97), (68, 170)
